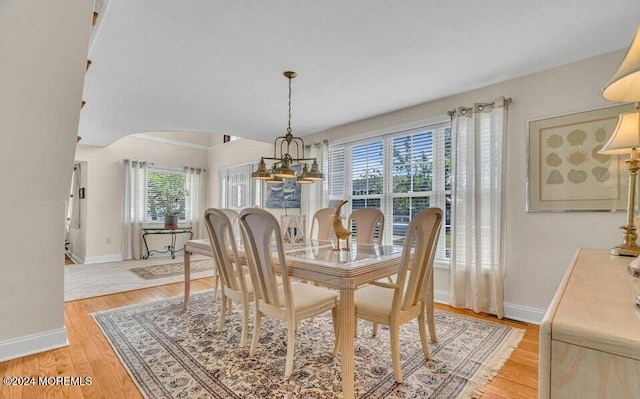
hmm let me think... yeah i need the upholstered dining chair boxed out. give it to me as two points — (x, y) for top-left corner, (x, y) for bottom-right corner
(348, 207), (384, 245)
(353, 207), (442, 383)
(238, 208), (340, 377)
(203, 208), (252, 346)
(309, 207), (335, 242)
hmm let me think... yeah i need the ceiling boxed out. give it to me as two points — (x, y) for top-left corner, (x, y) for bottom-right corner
(79, 0), (640, 146)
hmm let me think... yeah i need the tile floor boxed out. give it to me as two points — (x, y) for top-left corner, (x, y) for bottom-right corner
(64, 253), (213, 301)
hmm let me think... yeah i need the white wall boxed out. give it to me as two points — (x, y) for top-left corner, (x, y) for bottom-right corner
(302, 50), (629, 322)
(72, 136), (208, 263)
(0, 0), (92, 360)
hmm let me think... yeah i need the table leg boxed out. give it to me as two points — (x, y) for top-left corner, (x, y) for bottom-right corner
(142, 232), (151, 259)
(183, 249), (191, 311)
(339, 285), (356, 399)
(170, 231), (177, 259)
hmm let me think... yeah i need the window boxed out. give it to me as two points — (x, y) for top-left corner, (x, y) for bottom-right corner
(146, 168), (186, 223)
(328, 122), (451, 261)
(219, 163), (261, 213)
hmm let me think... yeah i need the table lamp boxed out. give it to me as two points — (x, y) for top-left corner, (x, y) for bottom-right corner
(598, 110), (640, 260)
(601, 22), (640, 276)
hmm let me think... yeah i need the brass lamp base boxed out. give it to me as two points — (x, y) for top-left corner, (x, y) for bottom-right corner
(610, 223), (640, 257)
(610, 243), (640, 257)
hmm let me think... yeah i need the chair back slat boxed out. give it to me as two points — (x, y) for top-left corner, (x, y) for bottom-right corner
(203, 208), (244, 293)
(394, 208), (442, 311)
(239, 208), (291, 309)
(348, 207), (384, 245)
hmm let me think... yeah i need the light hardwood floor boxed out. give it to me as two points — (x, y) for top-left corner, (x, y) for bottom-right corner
(0, 278), (539, 398)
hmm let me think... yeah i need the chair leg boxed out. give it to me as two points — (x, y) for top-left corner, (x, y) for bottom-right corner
(331, 307), (340, 356)
(426, 299), (437, 343)
(372, 322), (379, 337)
(212, 267), (219, 301)
(418, 312), (432, 361)
(250, 310), (262, 356)
(285, 319), (297, 377)
(217, 294), (227, 333)
(426, 271), (438, 344)
(390, 323), (403, 383)
(240, 300), (249, 347)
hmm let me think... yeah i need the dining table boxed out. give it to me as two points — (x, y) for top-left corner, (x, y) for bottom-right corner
(182, 239), (426, 399)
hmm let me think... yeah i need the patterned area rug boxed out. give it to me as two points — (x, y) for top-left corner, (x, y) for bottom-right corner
(94, 290), (524, 398)
(129, 259), (215, 280)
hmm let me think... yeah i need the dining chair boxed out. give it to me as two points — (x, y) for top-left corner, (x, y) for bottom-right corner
(203, 208), (252, 346)
(238, 208), (340, 377)
(348, 207), (384, 245)
(211, 208), (239, 301)
(353, 207), (442, 383)
(348, 207), (386, 335)
(309, 207), (335, 242)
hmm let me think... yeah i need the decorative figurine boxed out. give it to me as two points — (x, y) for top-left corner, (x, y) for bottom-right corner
(332, 200), (351, 251)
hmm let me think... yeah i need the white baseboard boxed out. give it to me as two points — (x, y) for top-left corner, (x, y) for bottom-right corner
(0, 328), (68, 362)
(434, 289), (449, 305)
(433, 289), (545, 324)
(68, 252), (83, 264)
(84, 254), (123, 264)
(503, 302), (545, 324)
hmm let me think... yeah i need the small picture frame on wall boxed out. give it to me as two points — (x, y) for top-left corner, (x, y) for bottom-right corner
(79, 187), (85, 199)
(527, 103), (634, 212)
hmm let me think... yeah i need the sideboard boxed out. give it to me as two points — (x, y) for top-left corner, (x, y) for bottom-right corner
(539, 248), (640, 398)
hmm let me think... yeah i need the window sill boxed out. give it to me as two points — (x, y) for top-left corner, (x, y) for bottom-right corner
(434, 259), (450, 270)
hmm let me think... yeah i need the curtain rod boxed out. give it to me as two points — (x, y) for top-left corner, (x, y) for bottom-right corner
(448, 97), (512, 118)
(122, 159), (154, 165)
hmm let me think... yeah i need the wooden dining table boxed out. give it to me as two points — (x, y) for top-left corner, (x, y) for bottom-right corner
(182, 239), (412, 399)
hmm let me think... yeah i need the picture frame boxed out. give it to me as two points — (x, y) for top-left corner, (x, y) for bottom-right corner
(265, 165), (302, 209)
(527, 103), (635, 212)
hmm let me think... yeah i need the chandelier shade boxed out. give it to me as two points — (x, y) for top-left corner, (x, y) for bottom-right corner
(252, 71), (324, 184)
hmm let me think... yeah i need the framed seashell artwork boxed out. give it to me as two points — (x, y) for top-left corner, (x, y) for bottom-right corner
(528, 103), (635, 211)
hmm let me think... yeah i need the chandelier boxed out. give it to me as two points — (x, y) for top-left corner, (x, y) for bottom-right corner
(251, 71), (324, 184)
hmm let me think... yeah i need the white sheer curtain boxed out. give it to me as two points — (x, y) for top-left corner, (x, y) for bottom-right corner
(301, 140), (329, 237)
(448, 97), (510, 318)
(122, 159), (148, 260)
(185, 167), (207, 239)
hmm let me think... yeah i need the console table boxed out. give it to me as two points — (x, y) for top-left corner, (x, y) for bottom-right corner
(539, 248), (640, 398)
(142, 227), (193, 259)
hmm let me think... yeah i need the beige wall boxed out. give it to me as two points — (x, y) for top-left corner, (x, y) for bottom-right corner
(72, 136), (208, 262)
(0, 0), (92, 357)
(303, 50), (628, 320)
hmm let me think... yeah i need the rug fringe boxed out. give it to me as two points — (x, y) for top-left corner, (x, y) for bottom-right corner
(457, 327), (526, 399)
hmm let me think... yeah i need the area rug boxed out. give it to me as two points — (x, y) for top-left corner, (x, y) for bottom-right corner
(130, 259), (215, 280)
(93, 290), (525, 398)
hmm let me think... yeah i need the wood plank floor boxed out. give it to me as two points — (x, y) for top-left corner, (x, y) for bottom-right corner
(0, 278), (539, 398)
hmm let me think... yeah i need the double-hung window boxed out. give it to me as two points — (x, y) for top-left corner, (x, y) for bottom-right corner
(146, 167), (187, 223)
(328, 122), (451, 262)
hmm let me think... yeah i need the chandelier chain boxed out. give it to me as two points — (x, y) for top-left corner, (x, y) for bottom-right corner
(287, 75), (292, 134)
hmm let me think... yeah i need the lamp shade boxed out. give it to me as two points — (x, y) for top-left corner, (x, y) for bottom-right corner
(603, 25), (640, 102)
(599, 109), (640, 154)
